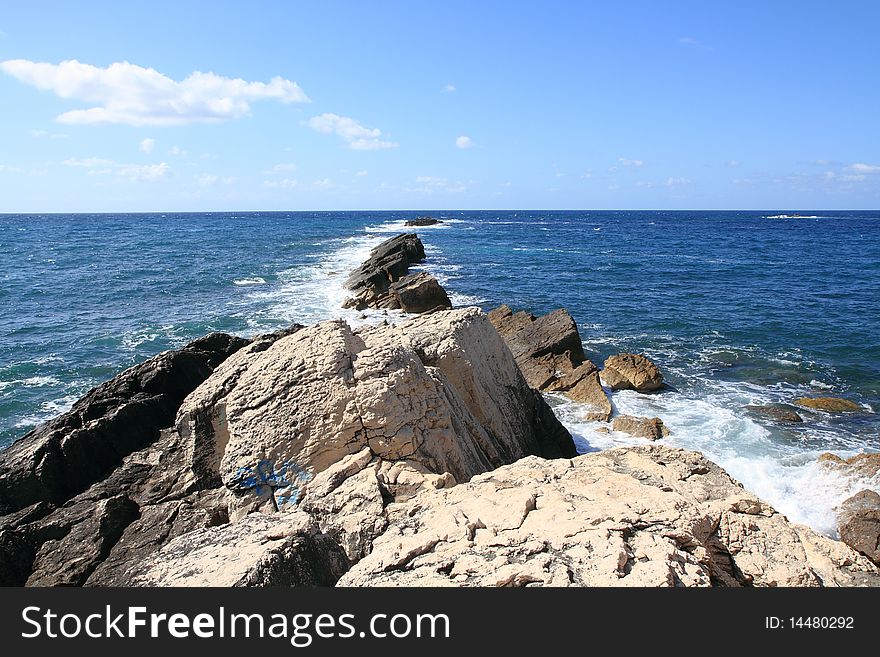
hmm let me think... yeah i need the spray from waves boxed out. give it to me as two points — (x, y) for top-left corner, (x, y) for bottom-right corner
(550, 380), (880, 537)
(233, 277), (267, 286)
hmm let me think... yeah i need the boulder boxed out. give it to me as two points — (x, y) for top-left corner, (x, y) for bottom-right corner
(389, 272), (452, 313)
(343, 233), (438, 310)
(745, 404), (803, 423)
(0, 332), (250, 517)
(405, 217), (442, 227)
(837, 490), (880, 566)
(105, 513), (349, 587)
(601, 354), (664, 392)
(176, 307), (576, 513)
(561, 367), (612, 421)
(611, 415), (670, 440)
(818, 452), (880, 478)
(338, 446), (880, 587)
(794, 397), (863, 413)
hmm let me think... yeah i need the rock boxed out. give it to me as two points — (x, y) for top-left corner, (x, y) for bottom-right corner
(338, 446), (880, 587)
(611, 415), (670, 440)
(837, 490), (880, 566)
(794, 397), (863, 413)
(601, 354), (664, 392)
(176, 307), (576, 513)
(745, 404), (803, 423)
(818, 452), (880, 478)
(563, 367), (612, 421)
(389, 272), (452, 313)
(405, 217), (441, 227)
(343, 233), (435, 310)
(105, 513), (349, 586)
(0, 332), (250, 517)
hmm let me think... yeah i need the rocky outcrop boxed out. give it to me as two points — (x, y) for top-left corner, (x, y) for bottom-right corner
(339, 446), (880, 587)
(405, 217), (441, 227)
(837, 490), (880, 566)
(0, 332), (249, 517)
(489, 305), (611, 420)
(818, 452), (880, 478)
(177, 307), (576, 514)
(601, 353), (664, 392)
(794, 397), (863, 413)
(611, 415), (670, 440)
(343, 233), (443, 311)
(389, 272), (451, 313)
(745, 404), (803, 423)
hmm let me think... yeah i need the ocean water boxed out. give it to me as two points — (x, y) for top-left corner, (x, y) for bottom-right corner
(1, 210), (878, 536)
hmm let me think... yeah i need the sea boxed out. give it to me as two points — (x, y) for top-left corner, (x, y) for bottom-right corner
(1, 210), (878, 536)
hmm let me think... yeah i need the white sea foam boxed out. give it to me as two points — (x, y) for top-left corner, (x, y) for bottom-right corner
(233, 277), (267, 286)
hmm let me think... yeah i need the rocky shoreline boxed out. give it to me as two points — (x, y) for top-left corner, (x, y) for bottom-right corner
(0, 232), (877, 587)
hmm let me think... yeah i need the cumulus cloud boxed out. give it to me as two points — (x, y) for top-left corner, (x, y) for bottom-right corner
(455, 135), (473, 149)
(0, 59), (310, 126)
(305, 113), (397, 150)
(139, 137), (155, 153)
(64, 157), (169, 182)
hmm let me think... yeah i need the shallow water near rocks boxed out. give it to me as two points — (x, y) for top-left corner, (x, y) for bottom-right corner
(1, 210), (878, 536)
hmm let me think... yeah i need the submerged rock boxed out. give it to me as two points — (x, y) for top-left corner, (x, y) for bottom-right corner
(389, 272), (451, 313)
(745, 404), (803, 423)
(794, 397), (863, 413)
(611, 415), (670, 440)
(601, 353), (664, 393)
(339, 446), (879, 587)
(837, 490), (880, 566)
(488, 305), (611, 420)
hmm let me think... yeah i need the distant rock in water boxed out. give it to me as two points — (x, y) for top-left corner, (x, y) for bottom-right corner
(404, 216), (442, 227)
(601, 353), (664, 393)
(342, 233), (451, 312)
(794, 396), (863, 413)
(488, 305), (611, 421)
(745, 404), (803, 423)
(338, 446), (879, 587)
(611, 415), (670, 440)
(0, 332), (250, 517)
(837, 490), (880, 566)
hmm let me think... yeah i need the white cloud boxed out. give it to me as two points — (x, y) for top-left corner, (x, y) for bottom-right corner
(0, 59), (310, 126)
(443, 84), (457, 93)
(618, 157), (644, 167)
(847, 163), (880, 174)
(168, 146), (187, 157)
(29, 128), (67, 139)
(665, 176), (691, 186)
(263, 178), (299, 189)
(455, 135), (473, 149)
(726, 160), (739, 167)
(197, 174), (235, 187)
(267, 162), (297, 173)
(0, 164), (23, 173)
(305, 113), (397, 150)
(355, 170), (368, 177)
(139, 137), (155, 153)
(409, 175), (469, 194)
(312, 178), (334, 189)
(64, 157), (169, 182)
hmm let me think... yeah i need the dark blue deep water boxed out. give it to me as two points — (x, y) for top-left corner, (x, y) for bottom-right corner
(1, 210), (878, 533)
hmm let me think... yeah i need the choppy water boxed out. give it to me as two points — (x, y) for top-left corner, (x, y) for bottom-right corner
(1, 210), (878, 535)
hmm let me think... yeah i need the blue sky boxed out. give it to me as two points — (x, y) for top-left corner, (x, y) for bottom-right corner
(0, 1), (878, 211)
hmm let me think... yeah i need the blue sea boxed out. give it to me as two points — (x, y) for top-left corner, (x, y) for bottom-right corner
(1, 210), (878, 535)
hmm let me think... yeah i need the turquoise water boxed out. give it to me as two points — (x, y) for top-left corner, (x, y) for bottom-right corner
(1, 210), (878, 534)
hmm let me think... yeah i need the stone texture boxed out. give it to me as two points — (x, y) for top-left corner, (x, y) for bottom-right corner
(108, 513), (349, 587)
(0, 333), (249, 517)
(601, 353), (664, 392)
(745, 404), (803, 423)
(611, 415), (670, 440)
(389, 272), (452, 314)
(837, 490), (880, 566)
(343, 233), (434, 310)
(818, 452), (880, 478)
(339, 446), (880, 587)
(794, 397), (863, 413)
(176, 308), (576, 513)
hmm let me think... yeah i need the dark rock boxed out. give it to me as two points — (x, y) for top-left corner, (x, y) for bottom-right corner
(0, 332), (249, 517)
(601, 353), (664, 393)
(838, 490), (880, 566)
(343, 233), (426, 309)
(405, 217), (442, 227)
(390, 272), (452, 313)
(745, 404), (803, 423)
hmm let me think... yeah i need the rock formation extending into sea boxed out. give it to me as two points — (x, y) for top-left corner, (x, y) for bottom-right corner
(0, 232), (877, 587)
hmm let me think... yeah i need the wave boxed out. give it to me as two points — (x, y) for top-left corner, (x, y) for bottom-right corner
(233, 277), (267, 286)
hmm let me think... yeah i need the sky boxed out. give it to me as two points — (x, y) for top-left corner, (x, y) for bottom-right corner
(0, 1), (878, 212)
